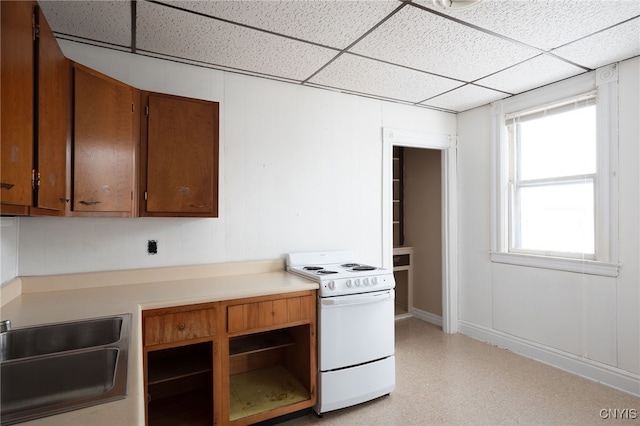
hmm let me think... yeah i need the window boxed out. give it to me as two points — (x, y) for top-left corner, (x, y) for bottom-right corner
(491, 64), (619, 277)
(507, 93), (596, 258)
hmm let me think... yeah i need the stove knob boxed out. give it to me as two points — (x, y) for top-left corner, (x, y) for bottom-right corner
(345, 279), (352, 288)
(371, 277), (378, 285)
(328, 281), (336, 290)
(363, 278), (370, 286)
(355, 278), (361, 287)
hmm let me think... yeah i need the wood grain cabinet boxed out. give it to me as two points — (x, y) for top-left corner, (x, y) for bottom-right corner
(221, 291), (316, 425)
(1, 2), (70, 216)
(142, 291), (316, 426)
(139, 92), (219, 217)
(70, 64), (137, 216)
(143, 303), (219, 426)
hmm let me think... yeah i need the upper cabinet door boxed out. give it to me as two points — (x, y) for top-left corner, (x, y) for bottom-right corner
(141, 92), (219, 217)
(34, 6), (70, 213)
(1, 1), (35, 213)
(73, 64), (136, 216)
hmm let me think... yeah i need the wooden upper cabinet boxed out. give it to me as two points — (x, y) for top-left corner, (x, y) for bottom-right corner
(72, 64), (137, 216)
(140, 92), (219, 217)
(34, 6), (70, 214)
(1, 2), (70, 216)
(1, 1), (36, 215)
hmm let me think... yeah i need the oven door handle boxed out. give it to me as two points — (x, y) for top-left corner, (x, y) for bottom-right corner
(320, 290), (394, 306)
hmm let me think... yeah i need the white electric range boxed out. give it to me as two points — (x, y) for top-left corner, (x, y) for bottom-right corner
(286, 251), (396, 416)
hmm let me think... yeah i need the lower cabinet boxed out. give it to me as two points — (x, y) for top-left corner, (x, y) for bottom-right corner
(142, 291), (316, 426)
(143, 303), (218, 426)
(147, 342), (214, 426)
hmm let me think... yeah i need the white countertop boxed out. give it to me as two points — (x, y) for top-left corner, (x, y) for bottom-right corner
(0, 260), (318, 426)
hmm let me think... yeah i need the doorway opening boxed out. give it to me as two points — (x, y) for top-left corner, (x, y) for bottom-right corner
(392, 147), (443, 325)
(382, 128), (458, 334)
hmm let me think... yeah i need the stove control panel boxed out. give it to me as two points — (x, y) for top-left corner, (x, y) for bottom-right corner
(320, 274), (395, 296)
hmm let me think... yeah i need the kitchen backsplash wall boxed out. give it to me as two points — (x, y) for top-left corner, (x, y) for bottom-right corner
(1, 218), (19, 283)
(3, 40), (455, 281)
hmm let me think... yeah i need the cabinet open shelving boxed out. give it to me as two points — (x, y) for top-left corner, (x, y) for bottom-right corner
(227, 327), (311, 422)
(229, 329), (295, 358)
(143, 292), (316, 425)
(146, 342), (214, 426)
(393, 146), (405, 247)
(229, 365), (309, 421)
(147, 350), (212, 385)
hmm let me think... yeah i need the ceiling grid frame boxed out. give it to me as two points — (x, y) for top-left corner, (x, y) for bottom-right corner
(38, 0), (640, 113)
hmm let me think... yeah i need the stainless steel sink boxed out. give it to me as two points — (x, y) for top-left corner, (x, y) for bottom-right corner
(0, 314), (131, 425)
(0, 315), (124, 361)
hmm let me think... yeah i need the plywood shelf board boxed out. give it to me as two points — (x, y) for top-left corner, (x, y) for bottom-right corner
(229, 331), (294, 357)
(229, 365), (309, 421)
(148, 353), (212, 385)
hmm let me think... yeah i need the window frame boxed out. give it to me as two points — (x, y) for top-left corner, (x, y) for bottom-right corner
(508, 93), (597, 259)
(490, 64), (619, 277)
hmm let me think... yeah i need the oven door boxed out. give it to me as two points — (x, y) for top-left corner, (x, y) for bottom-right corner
(318, 289), (394, 371)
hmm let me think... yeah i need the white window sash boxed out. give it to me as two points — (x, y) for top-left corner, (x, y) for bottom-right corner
(490, 64), (620, 277)
(510, 175), (596, 259)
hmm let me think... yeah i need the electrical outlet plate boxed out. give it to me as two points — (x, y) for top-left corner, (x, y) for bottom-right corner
(147, 240), (158, 255)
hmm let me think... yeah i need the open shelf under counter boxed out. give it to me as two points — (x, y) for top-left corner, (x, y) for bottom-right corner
(229, 329), (295, 358)
(229, 365), (309, 422)
(147, 351), (212, 385)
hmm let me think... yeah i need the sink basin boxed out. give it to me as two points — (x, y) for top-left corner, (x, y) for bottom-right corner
(0, 315), (124, 361)
(0, 314), (131, 425)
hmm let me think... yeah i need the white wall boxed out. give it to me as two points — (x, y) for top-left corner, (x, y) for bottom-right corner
(0, 218), (19, 283)
(3, 41), (455, 280)
(457, 57), (640, 391)
(404, 148), (442, 316)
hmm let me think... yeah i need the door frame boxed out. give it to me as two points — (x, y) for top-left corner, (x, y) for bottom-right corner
(382, 127), (458, 334)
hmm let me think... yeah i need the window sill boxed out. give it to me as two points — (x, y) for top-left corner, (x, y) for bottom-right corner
(490, 252), (619, 277)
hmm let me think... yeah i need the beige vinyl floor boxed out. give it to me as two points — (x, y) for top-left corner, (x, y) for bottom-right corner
(283, 317), (639, 426)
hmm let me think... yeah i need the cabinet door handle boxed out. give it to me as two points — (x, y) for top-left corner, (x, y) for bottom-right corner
(189, 203), (208, 208)
(79, 200), (101, 206)
(0, 182), (15, 190)
(60, 198), (70, 203)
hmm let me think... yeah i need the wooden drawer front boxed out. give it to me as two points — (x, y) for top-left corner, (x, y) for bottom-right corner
(286, 295), (314, 323)
(145, 308), (216, 346)
(227, 295), (314, 333)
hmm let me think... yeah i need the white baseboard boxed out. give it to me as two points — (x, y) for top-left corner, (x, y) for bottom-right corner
(411, 308), (442, 327)
(394, 312), (413, 321)
(458, 320), (640, 397)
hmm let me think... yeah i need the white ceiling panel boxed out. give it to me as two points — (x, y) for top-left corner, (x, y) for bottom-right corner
(163, 0), (400, 49)
(307, 53), (463, 104)
(552, 18), (640, 69)
(136, 1), (338, 81)
(350, 5), (540, 82)
(475, 54), (586, 94)
(39, 0), (640, 113)
(414, 0), (640, 51)
(422, 84), (507, 112)
(39, 0), (131, 48)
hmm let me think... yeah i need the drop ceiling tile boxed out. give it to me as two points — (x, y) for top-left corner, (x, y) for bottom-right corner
(413, 0), (640, 50)
(552, 18), (640, 69)
(136, 1), (338, 81)
(421, 84), (507, 112)
(350, 5), (540, 82)
(39, 0), (131, 47)
(475, 54), (586, 94)
(307, 53), (463, 104)
(163, 0), (400, 49)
